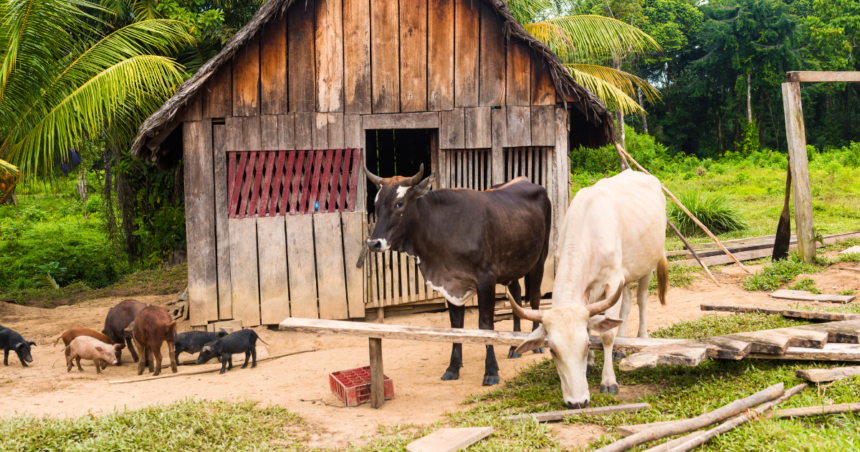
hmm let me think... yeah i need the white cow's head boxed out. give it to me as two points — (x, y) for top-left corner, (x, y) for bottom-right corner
(509, 286), (624, 408)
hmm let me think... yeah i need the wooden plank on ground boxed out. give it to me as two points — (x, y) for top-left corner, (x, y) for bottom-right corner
(204, 62), (232, 118)
(257, 216), (290, 324)
(530, 105), (554, 146)
(772, 403), (860, 419)
(212, 124), (233, 319)
(479, 2), (505, 107)
(184, 120), (219, 325)
(342, 211), (366, 317)
(794, 320), (860, 344)
(505, 404), (650, 422)
(370, 0), (399, 113)
(289, 1), (316, 112)
(506, 41), (530, 106)
(343, 0), (371, 114)
(506, 106), (531, 147)
(454, 0), (479, 107)
(314, 212), (350, 319)
(316, 0), (344, 112)
(440, 108), (465, 149)
(232, 34), (259, 117)
(770, 290), (856, 304)
(228, 218), (261, 326)
(619, 344), (708, 371)
(261, 13), (288, 115)
(531, 52), (556, 106)
(286, 214), (319, 318)
(701, 304), (860, 321)
(726, 330), (792, 355)
(400, 0), (427, 112)
(406, 427), (494, 452)
(428, 0), (454, 111)
(748, 343), (860, 361)
(464, 108), (491, 149)
(786, 71), (860, 83)
(796, 366), (860, 383)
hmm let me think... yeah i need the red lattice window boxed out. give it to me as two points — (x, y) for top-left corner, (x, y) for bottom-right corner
(227, 148), (361, 218)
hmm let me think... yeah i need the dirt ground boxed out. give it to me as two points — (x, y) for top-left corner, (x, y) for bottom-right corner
(1, 260), (858, 449)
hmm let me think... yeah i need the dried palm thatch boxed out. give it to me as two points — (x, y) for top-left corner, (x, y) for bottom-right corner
(130, 0), (616, 168)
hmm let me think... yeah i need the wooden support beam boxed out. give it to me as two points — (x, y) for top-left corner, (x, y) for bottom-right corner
(770, 403), (860, 419)
(505, 403), (650, 422)
(369, 337), (385, 409)
(796, 366), (860, 383)
(786, 71), (860, 83)
(782, 81), (815, 263)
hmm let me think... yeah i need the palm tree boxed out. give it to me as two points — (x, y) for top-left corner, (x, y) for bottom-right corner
(0, 0), (194, 178)
(0, 158), (18, 204)
(510, 0), (661, 116)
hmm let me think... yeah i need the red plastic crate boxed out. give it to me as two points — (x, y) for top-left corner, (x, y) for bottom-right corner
(329, 366), (394, 406)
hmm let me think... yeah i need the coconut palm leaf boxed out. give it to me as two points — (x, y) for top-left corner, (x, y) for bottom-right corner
(568, 68), (645, 115)
(565, 63), (661, 105)
(524, 15), (660, 62)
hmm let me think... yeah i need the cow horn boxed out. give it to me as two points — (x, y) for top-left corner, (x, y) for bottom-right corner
(505, 289), (543, 323)
(410, 164), (425, 186)
(365, 165), (383, 187)
(586, 284), (625, 317)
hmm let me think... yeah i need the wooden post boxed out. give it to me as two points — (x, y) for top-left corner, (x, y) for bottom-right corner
(781, 82), (815, 263)
(369, 337), (385, 408)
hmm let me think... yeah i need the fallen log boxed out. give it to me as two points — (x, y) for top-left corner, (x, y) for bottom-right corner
(770, 403), (860, 419)
(796, 366), (860, 383)
(665, 383), (807, 452)
(667, 220), (719, 285)
(593, 383), (785, 452)
(505, 403), (650, 422)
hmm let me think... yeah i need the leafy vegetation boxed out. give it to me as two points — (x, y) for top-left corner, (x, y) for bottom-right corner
(786, 278), (821, 294)
(667, 191), (747, 236)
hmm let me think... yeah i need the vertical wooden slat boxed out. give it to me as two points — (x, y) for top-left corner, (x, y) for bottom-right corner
(258, 152), (276, 216)
(430, 129), (440, 189)
(213, 125), (233, 320)
(229, 152), (247, 218)
(289, 150), (307, 213)
(553, 106), (568, 274)
(369, 337), (384, 408)
(339, 148), (353, 211)
(328, 113), (345, 148)
(319, 150), (334, 210)
(344, 115), (363, 148)
(346, 148), (361, 211)
(399, 252), (410, 301)
(327, 149), (343, 212)
(250, 151), (266, 217)
(278, 114), (295, 150)
(261, 13), (288, 115)
(314, 112), (329, 150)
(370, 0), (400, 113)
(376, 251), (386, 305)
(233, 34), (260, 117)
(227, 152), (237, 217)
(464, 107), (491, 149)
(175, 92), (202, 122)
(289, 0), (316, 112)
(303, 151), (324, 214)
(315, 212), (350, 319)
(439, 108), (465, 149)
(286, 214), (319, 318)
(506, 41), (531, 106)
(783, 82), (815, 262)
(342, 211), (366, 316)
(258, 216), (289, 324)
(238, 151), (257, 218)
(316, 0), (344, 112)
(454, 0), (479, 108)
(344, 0), (372, 113)
(371, 248), (381, 306)
(204, 62), (232, 118)
(479, 2), (505, 107)
(279, 151), (297, 215)
(261, 115), (279, 150)
(229, 218), (261, 326)
(294, 112), (314, 150)
(428, 0), (454, 111)
(531, 105), (555, 146)
(506, 106), (531, 147)
(184, 120), (218, 325)
(400, 0), (427, 112)
(416, 257), (426, 298)
(269, 151), (286, 216)
(531, 52), (556, 106)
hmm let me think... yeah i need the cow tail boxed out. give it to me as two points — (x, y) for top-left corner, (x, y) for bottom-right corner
(657, 254), (669, 306)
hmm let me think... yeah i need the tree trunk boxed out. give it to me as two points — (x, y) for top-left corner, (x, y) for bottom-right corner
(638, 86), (649, 135)
(747, 73), (752, 123)
(614, 59), (625, 146)
(717, 116), (722, 151)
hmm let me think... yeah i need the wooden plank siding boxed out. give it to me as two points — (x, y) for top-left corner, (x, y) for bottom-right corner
(203, 63), (232, 118)
(506, 41), (531, 106)
(232, 34), (260, 117)
(261, 13), (288, 115)
(315, 0), (344, 112)
(428, 0), (455, 111)
(343, 0), (372, 113)
(315, 213), (350, 319)
(454, 0), (479, 107)
(400, 0), (428, 112)
(289, 0), (316, 112)
(479, 2), (505, 107)
(212, 124), (233, 320)
(370, 0), (400, 113)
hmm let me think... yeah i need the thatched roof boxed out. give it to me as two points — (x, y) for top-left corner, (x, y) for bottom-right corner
(131, 0), (615, 167)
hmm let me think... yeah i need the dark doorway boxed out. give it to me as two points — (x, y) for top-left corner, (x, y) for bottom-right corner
(365, 129), (434, 214)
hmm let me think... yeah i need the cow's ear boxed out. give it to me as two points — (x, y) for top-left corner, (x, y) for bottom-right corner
(587, 315), (623, 333)
(515, 325), (546, 355)
(413, 172), (435, 198)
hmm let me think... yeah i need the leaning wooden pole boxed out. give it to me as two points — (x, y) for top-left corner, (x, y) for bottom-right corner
(666, 220), (719, 285)
(594, 383), (785, 452)
(781, 81), (816, 263)
(614, 143), (751, 273)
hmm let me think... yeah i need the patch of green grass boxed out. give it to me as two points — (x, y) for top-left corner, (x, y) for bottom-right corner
(787, 278), (822, 294)
(839, 288), (857, 296)
(667, 191), (748, 237)
(742, 254), (820, 292)
(650, 313), (809, 339)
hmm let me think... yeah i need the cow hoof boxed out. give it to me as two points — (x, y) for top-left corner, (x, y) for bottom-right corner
(587, 365), (596, 375)
(612, 352), (626, 362)
(599, 384), (619, 395)
(533, 348), (545, 354)
(507, 347), (521, 359)
(441, 372), (459, 381)
(482, 375), (500, 386)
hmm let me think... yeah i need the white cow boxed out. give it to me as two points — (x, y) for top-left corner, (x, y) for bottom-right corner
(509, 169), (668, 408)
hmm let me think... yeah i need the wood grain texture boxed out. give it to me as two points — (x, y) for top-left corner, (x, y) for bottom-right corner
(440, 108), (465, 149)
(782, 82), (815, 263)
(204, 62), (232, 118)
(465, 108), (491, 149)
(530, 105), (554, 146)
(286, 214), (319, 318)
(184, 120), (219, 325)
(232, 34), (260, 117)
(342, 211), (366, 317)
(506, 106), (531, 147)
(278, 114), (295, 150)
(406, 427), (494, 452)
(491, 107), (506, 184)
(479, 2), (505, 107)
(316, 0), (344, 112)
(289, 1), (316, 112)
(619, 345), (708, 371)
(428, 0), (454, 111)
(796, 366), (860, 383)
(257, 216), (290, 324)
(314, 113), (329, 150)
(174, 92), (202, 122)
(328, 113), (345, 148)
(749, 343), (860, 361)
(772, 403), (860, 419)
(362, 112), (440, 129)
(505, 404), (650, 422)
(769, 289), (855, 303)
(454, 0), (479, 107)
(786, 71), (860, 83)
(261, 13), (288, 115)
(344, 115), (362, 148)
(506, 41), (531, 106)
(260, 115), (279, 150)
(701, 304), (860, 321)
(531, 52), (555, 105)
(400, 0), (427, 112)
(314, 213), (350, 319)
(294, 112), (314, 150)
(228, 218), (261, 326)
(212, 124), (233, 320)
(554, 107), (569, 237)
(343, 0), (371, 113)
(369, 337), (385, 408)
(371, 0), (400, 113)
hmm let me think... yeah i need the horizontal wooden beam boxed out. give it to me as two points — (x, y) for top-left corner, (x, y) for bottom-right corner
(749, 343), (860, 361)
(505, 403), (650, 422)
(786, 71), (860, 83)
(362, 112), (439, 130)
(796, 365), (860, 383)
(701, 304), (860, 321)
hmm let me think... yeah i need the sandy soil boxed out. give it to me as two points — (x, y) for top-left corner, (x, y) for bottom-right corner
(1, 263), (857, 449)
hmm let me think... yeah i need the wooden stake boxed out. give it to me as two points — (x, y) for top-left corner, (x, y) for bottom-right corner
(781, 82), (816, 263)
(108, 349), (315, 384)
(614, 142), (751, 273)
(594, 383), (785, 452)
(665, 384), (807, 452)
(667, 220), (718, 285)
(369, 337), (385, 409)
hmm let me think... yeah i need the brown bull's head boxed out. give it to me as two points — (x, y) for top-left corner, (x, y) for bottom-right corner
(365, 164), (435, 252)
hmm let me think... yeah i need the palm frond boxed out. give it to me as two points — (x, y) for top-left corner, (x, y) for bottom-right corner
(565, 63), (660, 104)
(568, 68), (644, 115)
(132, 0), (161, 21)
(527, 15), (660, 62)
(524, 22), (575, 61)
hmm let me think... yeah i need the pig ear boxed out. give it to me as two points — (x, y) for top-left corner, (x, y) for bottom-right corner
(14, 342), (24, 350)
(114, 344), (122, 350)
(201, 345), (211, 353)
(515, 325), (547, 355)
(587, 315), (623, 333)
(29, 341), (37, 347)
(95, 346), (104, 353)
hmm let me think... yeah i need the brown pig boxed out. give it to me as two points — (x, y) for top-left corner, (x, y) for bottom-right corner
(65, 336), (121, 374)
(54, 328), (116, 369)
(132, 306), (178, 376)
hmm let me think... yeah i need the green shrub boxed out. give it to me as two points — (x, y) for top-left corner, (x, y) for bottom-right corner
(787, 278), (821, 294)
(743, 255), (820, 291)
(667, 191), (747, 236)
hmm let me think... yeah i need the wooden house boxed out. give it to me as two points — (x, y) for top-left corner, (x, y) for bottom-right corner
(131, 0), (616, 328)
